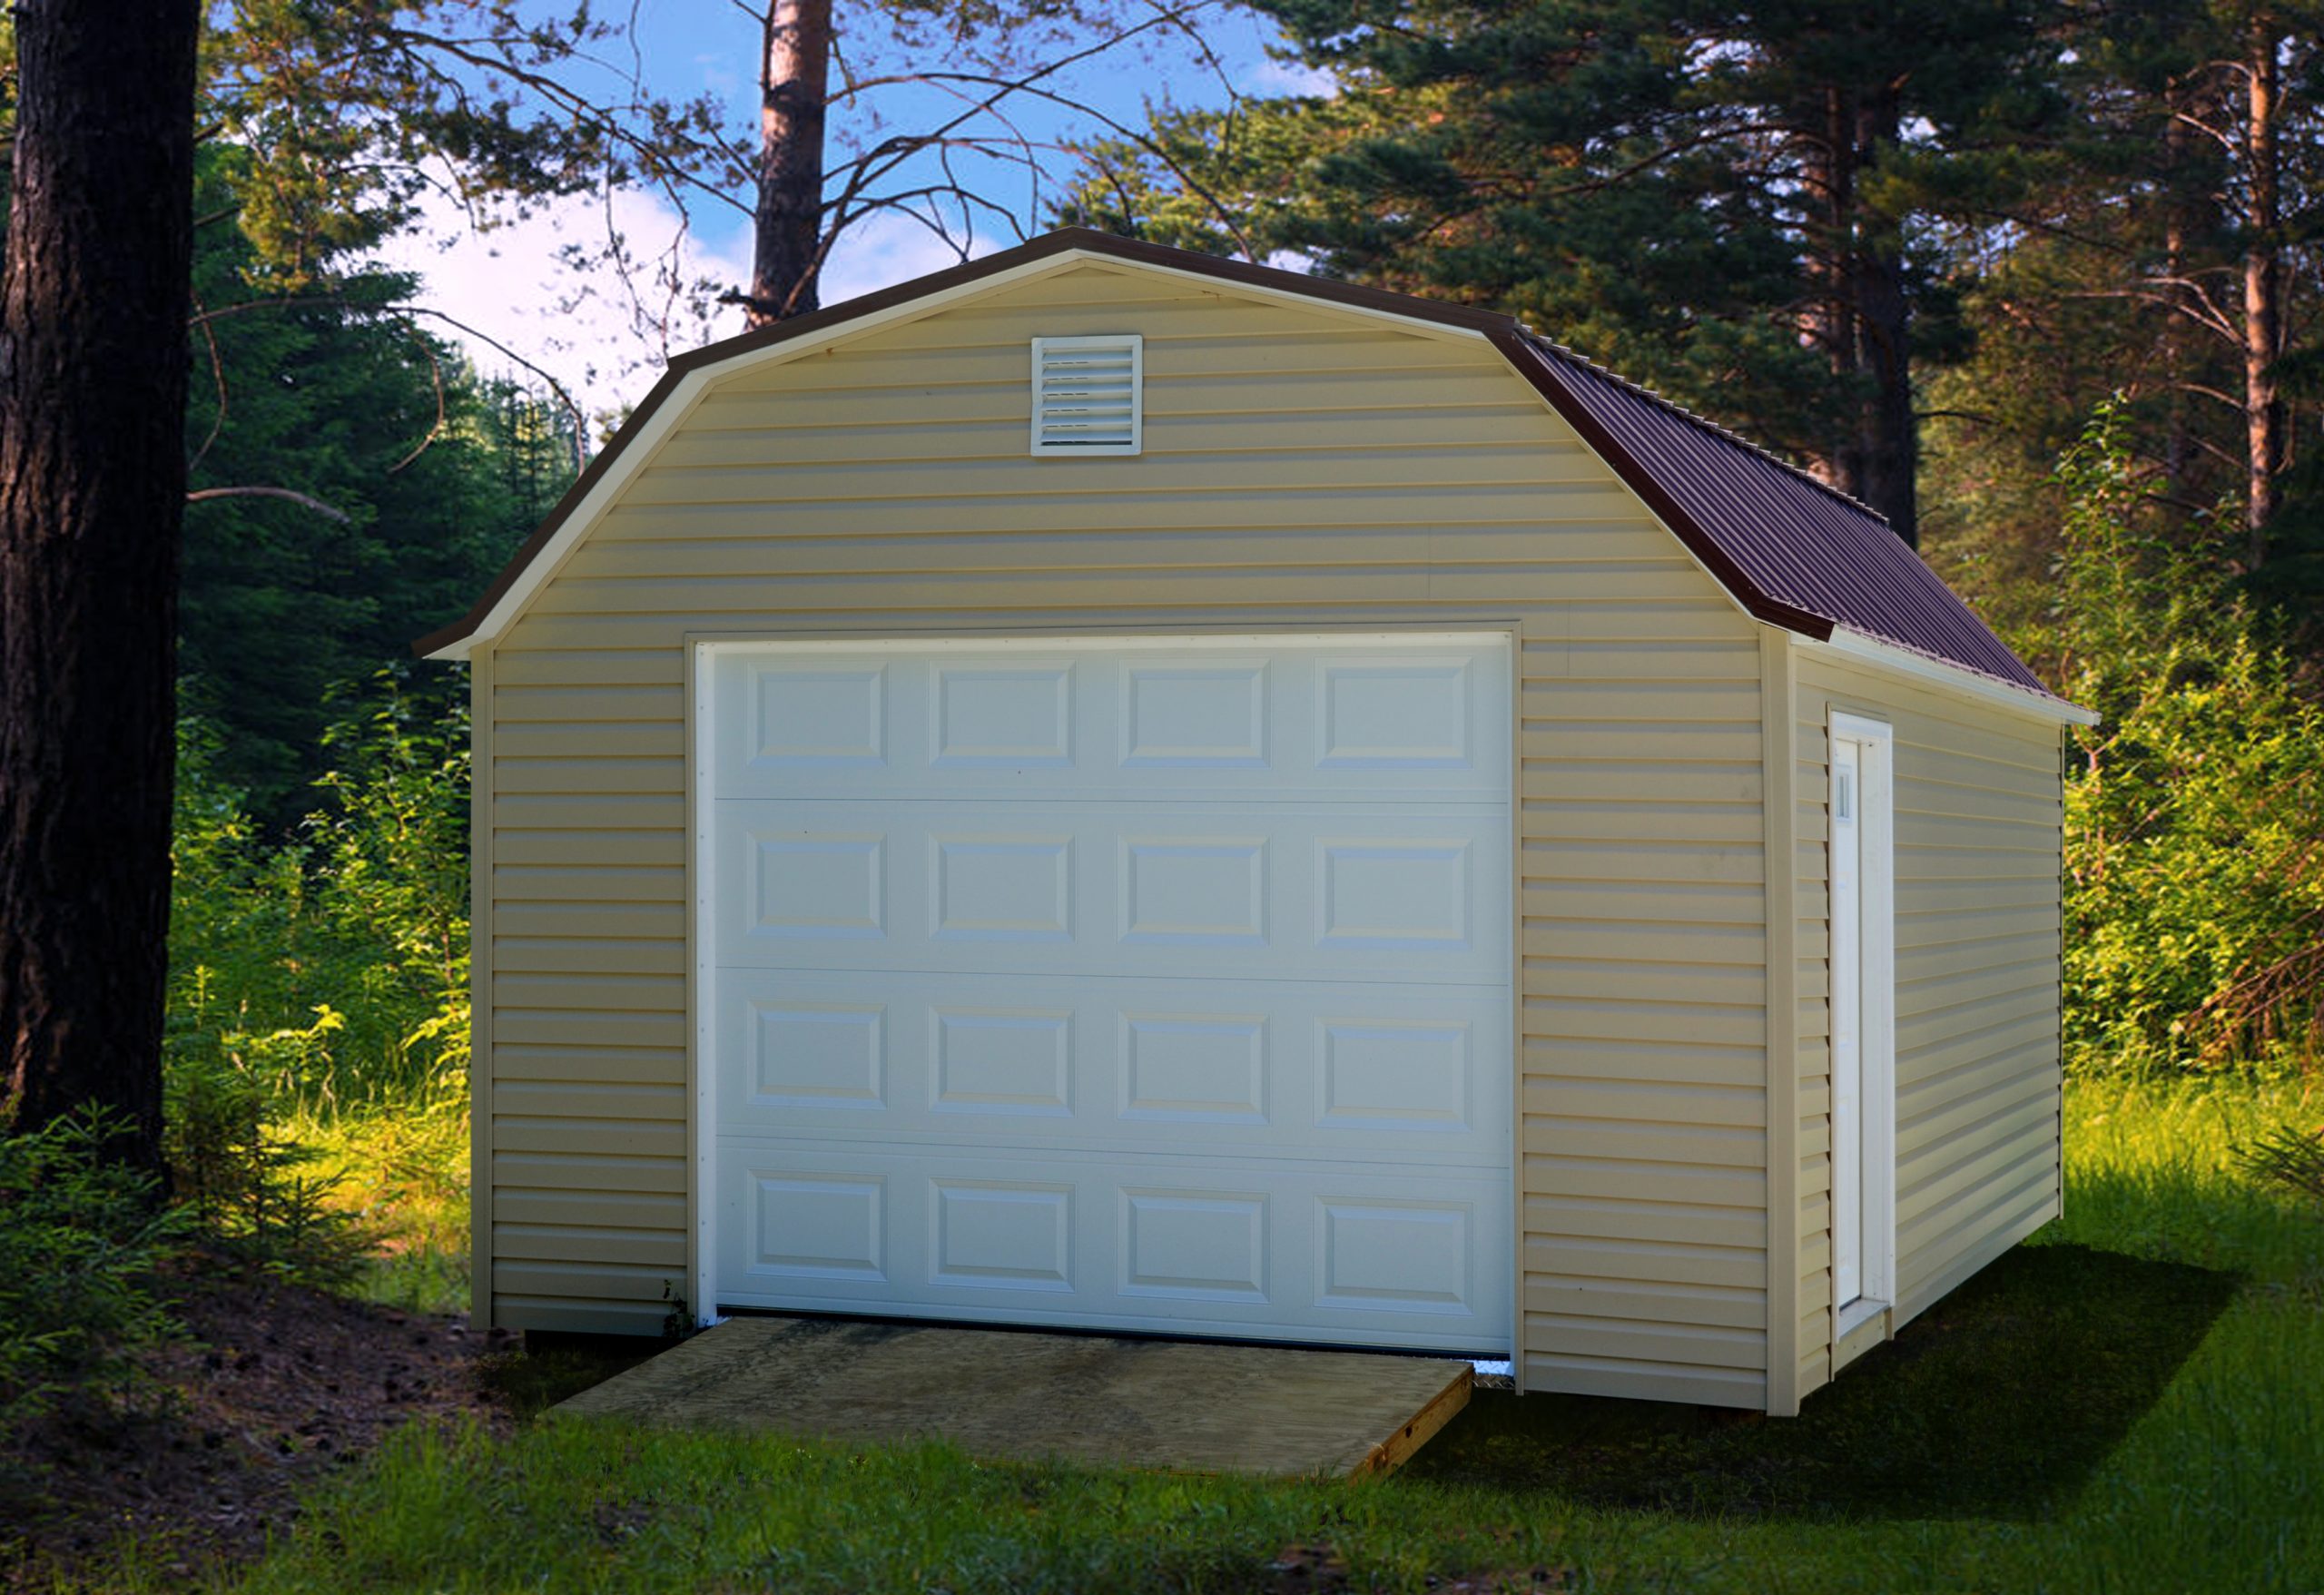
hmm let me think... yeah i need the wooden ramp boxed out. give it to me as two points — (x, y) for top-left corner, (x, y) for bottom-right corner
(554, 1315), (1471, 1478)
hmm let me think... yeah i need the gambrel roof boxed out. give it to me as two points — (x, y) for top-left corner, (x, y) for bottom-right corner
(414, 229), (2081, 720)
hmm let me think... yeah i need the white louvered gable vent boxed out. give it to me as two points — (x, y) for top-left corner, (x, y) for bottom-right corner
(1030, 335), (1142, 456)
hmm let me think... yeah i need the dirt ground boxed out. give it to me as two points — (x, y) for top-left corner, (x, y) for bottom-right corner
(3, 1261), (520, 1591)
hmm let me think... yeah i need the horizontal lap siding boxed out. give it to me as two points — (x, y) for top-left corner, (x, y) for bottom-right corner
(482, 262), (1768, 1400)
(1520, 620), (1770, 1409)
(1793, 658), (2063, 1380)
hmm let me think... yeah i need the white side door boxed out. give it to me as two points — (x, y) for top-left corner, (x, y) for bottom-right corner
(1828, 713), (1895, 1334)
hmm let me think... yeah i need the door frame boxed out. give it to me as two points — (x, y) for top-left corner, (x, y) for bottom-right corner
(1827, 709), (1896, 1339)
(685, 625), (1521, 1345)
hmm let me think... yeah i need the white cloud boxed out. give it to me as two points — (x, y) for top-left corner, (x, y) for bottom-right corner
(371, 187), (1016, 436)
(369, 182), (753, 429)
(1244, 54), (1338, 97)
(820, 211), (1006, 307)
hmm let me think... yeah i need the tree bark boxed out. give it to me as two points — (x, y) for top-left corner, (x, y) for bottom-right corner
(2159, 83), (2201, 508)
(1797, 84), (1918, 546)
(747, 0), (835, 327)
(0, 0), (201, 1172)
(2240, 16), (2285, 565)
(1848, 82), (1917, 549)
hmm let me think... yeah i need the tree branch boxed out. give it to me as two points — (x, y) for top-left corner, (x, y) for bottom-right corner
(186, 486), (353, 523)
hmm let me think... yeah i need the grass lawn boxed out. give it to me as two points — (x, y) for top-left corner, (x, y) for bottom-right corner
(285, 1092), (471, 1317)
(122, 1073), (2324, 1594)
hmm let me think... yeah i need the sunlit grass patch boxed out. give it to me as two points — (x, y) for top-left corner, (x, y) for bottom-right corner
(2053, 1070), (2324, 1281)
(279, 1089), (469, 1316)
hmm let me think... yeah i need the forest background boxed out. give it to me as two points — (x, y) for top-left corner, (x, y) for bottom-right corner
(5, 0), (2323, 1334)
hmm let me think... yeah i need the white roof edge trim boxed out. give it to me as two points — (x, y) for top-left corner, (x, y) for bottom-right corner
(1808, 626), (2099, 727)
(422, 366), (714, 662)
(422, 249), (1492, 661)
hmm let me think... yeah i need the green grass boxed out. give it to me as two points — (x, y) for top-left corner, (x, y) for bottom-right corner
(138, 1075), (2324, 1593)
(282, 1095), (470, 1316)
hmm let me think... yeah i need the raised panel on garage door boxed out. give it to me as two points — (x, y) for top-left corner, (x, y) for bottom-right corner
(701, 633), (1512, 1354)
(712, 639), (1508, 802)
(712, 802), (1505, 982)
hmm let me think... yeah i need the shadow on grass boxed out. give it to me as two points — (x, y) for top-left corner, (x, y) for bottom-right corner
(478, 1331), (664, 1421)
(1403, 1242), (2238, 1521)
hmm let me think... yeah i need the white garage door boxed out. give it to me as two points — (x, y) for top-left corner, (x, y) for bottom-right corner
(700, 633), (1512, 1354)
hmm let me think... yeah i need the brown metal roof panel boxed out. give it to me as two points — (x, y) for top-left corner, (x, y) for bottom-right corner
(1512, 339), (2049, 695)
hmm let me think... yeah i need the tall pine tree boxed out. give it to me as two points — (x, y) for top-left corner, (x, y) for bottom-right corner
(1072, 0), (2065, 545)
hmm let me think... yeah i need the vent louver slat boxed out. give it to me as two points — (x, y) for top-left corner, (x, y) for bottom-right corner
(1030, 335), (1143, 456)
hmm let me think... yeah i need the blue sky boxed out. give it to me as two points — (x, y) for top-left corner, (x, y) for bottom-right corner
(372, 0), (1325, 425)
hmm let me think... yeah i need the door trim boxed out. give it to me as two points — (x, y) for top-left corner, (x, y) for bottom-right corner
(1828, 710), (1896, 1339)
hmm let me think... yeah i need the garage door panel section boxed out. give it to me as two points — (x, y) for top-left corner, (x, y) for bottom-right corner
(714, 802), (1507, 981)
(714, 968), (1510, 1163)
(705, 633), (1513, 1354)
(710, 636), (1509, 802)
(715, 1141), (1509, 1351)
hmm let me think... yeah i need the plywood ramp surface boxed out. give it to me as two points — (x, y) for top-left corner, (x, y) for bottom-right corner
(555, 1315), (1472, 1478)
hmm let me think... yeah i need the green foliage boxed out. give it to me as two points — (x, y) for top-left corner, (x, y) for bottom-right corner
(1066, 0), (2062, 475)
(201, 2), (722, 290)
(307, 672), (474, 1077)
(2239, 1123), (2324, 1205)
(169, 674), (472, 1111)
(162, 674), (473, 1298)
(0, 1113), (190, 1454)
(2046, 402), (2324, 1074)
(181, 143), (573, 827)
(164, 1047), (369, 1291)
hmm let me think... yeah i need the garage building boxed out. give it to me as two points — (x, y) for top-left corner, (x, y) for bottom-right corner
(416, 229), (2095, 1415)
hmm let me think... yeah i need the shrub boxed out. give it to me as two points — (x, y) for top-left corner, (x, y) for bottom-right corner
(168, 671), (469, 1112)
(164, 1047), (370, 1290)
(0, 1113), (189, 1450)
(2043, 402), (2324, 1075)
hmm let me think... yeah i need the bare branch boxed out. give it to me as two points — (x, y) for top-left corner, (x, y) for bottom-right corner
(389, 322), (451, 473)
(186, 486), (353, 523)
(187, 292), (231, 477)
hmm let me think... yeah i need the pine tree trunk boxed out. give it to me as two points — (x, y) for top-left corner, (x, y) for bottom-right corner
(1850, 88), (1916, 548)
(1797, 89), (1857, 485)
(0, 0), (201, 1172)
(1797, 85), (1917, 546)
(2240, 17), (2284, 565)
(2160, 91), (2200, 507)
(748, 0), (834, 327)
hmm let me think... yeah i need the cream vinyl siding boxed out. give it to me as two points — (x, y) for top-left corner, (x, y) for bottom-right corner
(477, 259), (1772, 1405)
(1791, 655), (2064, 1389)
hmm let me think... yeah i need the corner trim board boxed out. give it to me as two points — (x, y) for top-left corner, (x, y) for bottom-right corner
(687, 635), (716, 1328)
(468, 648), (496, 1332)
(1759, 629), (1802, 1416)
